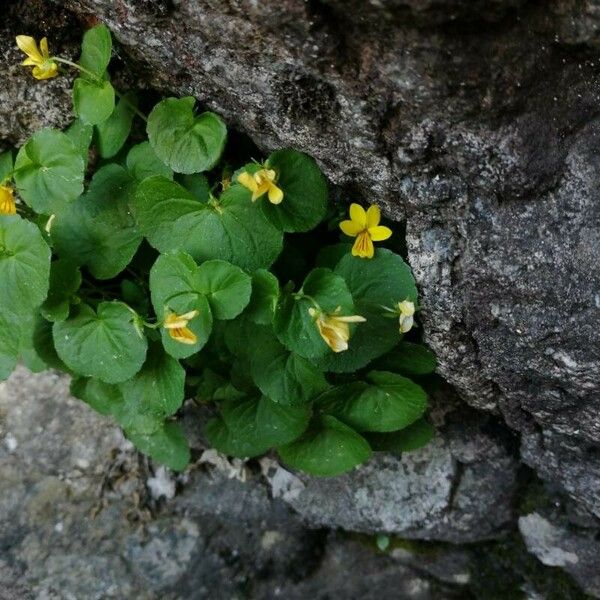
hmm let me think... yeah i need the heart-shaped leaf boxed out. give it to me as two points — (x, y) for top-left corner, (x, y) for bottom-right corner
(53, 302), (148, 384)
(147, 97), (227, 174)
(278, 415), (372, 477)
(14, 129), (85, 214)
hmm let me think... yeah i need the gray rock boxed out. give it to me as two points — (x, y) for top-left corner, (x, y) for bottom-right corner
(262, 408), (519, 543)
(519, 512), (600, 598)
(1, 367), (465, 598)
(42, 0), (600, 522)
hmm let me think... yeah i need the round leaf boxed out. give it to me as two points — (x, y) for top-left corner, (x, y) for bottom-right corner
(134, 179), (283, 271)
(274, 268), (354, 359)
(367, 419), (435, 454)
(126, 142), (173, 182)
(118, 343), (185, 433)
(73, 78), (116, 125)
(318, 249), (418, 373)
(40, 259), (82, 322)
(70, 377), (124, 417)
(206, 396), (311, 458)
(14, 129), (85, 214)
(0, 311), (20, 381)
(374, 342), (437, 376)
(96, 94), (136, 158)
(318, 371), (427, 432)
(147, 97), (227, 174)
(261, 149), (328, 232)
(245, 269), (279, 325)
(127, 422), (190, 472)
(53, 302), (148, 384)
(278, 415), (372, 477)
(250, 332), (328, 406)
(0, 215), (51, 316)
(195, 260), (252, 320)
(79, 24), (112, 76)
(51, 164), (142, 279)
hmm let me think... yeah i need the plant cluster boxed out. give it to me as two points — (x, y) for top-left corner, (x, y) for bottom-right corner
(0, 26), (437, 475)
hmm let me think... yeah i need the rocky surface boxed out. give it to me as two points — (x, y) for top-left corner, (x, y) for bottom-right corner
(0, 368), (586, 598)
(40, 0), (600, 522)
(2, 0), (600, 596)
(520, 512), (600, 598)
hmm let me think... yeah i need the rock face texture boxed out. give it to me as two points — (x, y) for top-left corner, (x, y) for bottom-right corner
(1, 0), (599, 596)
(44, 0), (599, 518)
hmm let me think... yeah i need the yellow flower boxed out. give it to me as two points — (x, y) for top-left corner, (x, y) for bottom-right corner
(397, 300), (415, 334)
(340, 203), (392, 259)
(0, 185), (16, 216)
(237, 168), (284, 204)
(163, 309), (199, 345)
(15, 35), (58, 80)
(308, 306), (366, 353)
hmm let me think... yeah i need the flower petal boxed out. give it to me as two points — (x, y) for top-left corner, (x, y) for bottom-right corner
(237, 171), (258, 192)
(352, 231), (374, 258)
(333, 314), (367, 323)
(366, 204), (381, 228)
(368, 225), (392, 241)
(16, 35), (42, 62)
(349, 203), (367, 228)
(39, 37), (50, 59)
(169, 327), (198, 345)
(399, 315), (414, 334)
(339, 219), (362, 237)
(268, 183), (284, 204)
(32, 62), (58, 80)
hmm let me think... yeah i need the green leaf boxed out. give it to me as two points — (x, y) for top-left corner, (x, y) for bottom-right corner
(246, 269), (279, 325)
(132, 177), (199, 246)
(119, 341), (185, 420)
(95, 94), (136, 158)
(127, 421), (190, 472)
(70, 377), (124, 416)
(30, 314), (69, 372)
(0, 215), (51, 316)
(196, 368), (245, 402)
(53, 302), (148, 384)
(14, 129), (85, 214)
(367, 419), (435, 454)
(134, 179), (283, 271)
(0, 151), (13, 182)
(51, 164), (142, 279)
(318, 371), (427, 432)
(147, 97), (227, 174)
(0, 311), (20, 380)
(19, 317), (49, 373)
(180, 173), (210, 200)
(126, 141), (173, 182)
(250, 330), (328, 406)
(195, 260), (252, 320)
(40, 259), (81, 322)
(375, 342), (437, 376)
(273, 268), (354, 359)
(149, 252), (214, 358)
(73, 78), (115, 125)
(205, 396), (311, 458)
(79, 24), (112, 76)
(65, 119), (93, 166)
(278, 415), (372, 477)
(318, 249), (418, 373)
(260, 149), (328, 232)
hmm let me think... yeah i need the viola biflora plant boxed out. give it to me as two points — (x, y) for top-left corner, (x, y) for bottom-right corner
(0, 26), (437, 476)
